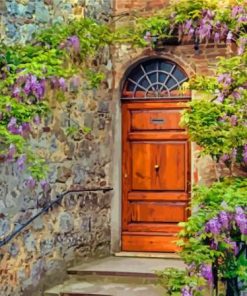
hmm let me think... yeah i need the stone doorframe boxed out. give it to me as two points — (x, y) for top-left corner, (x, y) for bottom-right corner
(110, 52), (198, 253)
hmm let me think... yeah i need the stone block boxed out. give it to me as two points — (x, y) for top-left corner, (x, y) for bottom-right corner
(58, 212), (74, 233)
(35, 4), (50, 23)
(0, 218), (10, 236)
(98, 101), (109, 113)
(24, 232), (36, 252)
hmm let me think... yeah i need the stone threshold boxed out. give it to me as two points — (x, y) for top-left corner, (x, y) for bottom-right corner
(114, 251), (181, 259)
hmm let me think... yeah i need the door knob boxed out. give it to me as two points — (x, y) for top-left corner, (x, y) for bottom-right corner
(154, 164), (160, 170)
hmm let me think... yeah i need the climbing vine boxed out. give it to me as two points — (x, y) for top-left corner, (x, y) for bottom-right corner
(0, 18), (115, 186)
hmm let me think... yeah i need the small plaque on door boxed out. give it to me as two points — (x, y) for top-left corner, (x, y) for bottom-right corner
(151, 118), (165, 124)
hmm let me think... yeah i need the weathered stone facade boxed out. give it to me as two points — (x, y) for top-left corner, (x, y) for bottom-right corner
(0, 0), (236, 295)
(0, 0), (114, 295)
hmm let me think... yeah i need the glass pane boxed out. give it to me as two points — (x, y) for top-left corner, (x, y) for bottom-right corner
(126, 81), (135, 91)
(144, 60), (157, 73)
(173, 68), (186, 82)
(166, 77), (177, 89)
(158, 73), (167, 84)
(148, 72), (157, 84)
(139, 78), (150, 88)
(159, 61), (173, 72)
(129, 66), (143, 82)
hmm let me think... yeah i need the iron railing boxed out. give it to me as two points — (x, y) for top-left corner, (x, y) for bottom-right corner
(0, 187), (113, 248)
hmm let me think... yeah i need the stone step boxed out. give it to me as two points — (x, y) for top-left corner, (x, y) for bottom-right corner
(44, 279), (165, 296)
(44, 256), (185, 296)
(67, 256), (185, 278)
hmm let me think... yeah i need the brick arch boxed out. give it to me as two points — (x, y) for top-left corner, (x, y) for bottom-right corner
(120, 54), (193, 99)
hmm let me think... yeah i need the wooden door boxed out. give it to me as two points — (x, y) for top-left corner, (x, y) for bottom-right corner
(122, 100), (190, 252)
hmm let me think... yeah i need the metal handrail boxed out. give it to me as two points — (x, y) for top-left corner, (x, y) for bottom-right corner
(0, 187), (113, 248)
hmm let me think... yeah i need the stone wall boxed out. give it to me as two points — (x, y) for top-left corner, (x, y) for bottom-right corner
(0, 0), (112, 44)
(0, 0), (114, 295)
(0, 68), (114, 295)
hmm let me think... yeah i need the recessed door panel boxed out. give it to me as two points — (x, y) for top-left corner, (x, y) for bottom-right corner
(131, 109), (184, 131)
(129, 202), (187, 223)
(131, 142), (186, 191)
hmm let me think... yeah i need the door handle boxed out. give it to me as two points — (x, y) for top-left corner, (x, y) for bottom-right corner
(154, 164), (160, 170)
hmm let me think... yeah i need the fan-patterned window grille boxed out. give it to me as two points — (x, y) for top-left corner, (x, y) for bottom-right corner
(122, 59), (189, 98)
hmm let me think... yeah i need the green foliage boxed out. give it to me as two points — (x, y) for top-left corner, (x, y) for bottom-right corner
(171, 0), (218, 22)
(157, 268), (206, 296)
(182, 52), (247, 163)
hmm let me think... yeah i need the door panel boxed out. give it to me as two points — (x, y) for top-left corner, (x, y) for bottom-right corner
(131, 109), (185, 131)
(131, 142), (186, 191)
(129, 202), (187, 223)
(122, 101), (190, 252)
(122, 233), (180, 252)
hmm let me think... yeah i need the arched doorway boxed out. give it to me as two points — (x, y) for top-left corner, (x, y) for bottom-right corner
(121, 58), (191, 252)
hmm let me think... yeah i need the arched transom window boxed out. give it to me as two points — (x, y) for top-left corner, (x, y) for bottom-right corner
(122, 58), (189, 98)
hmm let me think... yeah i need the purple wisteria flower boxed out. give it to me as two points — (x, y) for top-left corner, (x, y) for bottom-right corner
(25, 176), (36, 190)
(218, 73), (232, 86)
(214, 32), (220, 43)
(225, 238), (239, 255)
(232, 90), (241, 100)
(21, 122), (31, 137)
(226, 31), (233, 43)
(215, 93), (224, 103)
(205, 217), (221, 234)
(220, 154), (230, 162)
(12, 86), (21, 99)
(235, 207), (247, 235)
(58, 77), (67, 91)
(65, 35), (80, 53)
(182, 286), (193, 296)
(238, 37), (247, 55)
(40, 180), (50, 195)
(219, 211), (229, 229)
(200, 264), (213, 283)
(210, 240), (218, 250)
(33, 115), (41, 125)
(243, 145), (247, 164)
(232, 6), (244, 17)
(7, 117), (20, 134)
(184, 20), (192, 32)
(230, 115), (238, 126)
(23, 75), (45, 99)
(16, 154), (26, 171)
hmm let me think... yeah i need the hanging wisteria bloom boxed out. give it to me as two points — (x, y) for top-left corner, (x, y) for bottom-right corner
(25, 176), (36, 190)
(235, 207), (247, 235)
(181, 286), (193, 296)
(17, 155), (26, 171)
(218, 73), (232, 87)
(8, 117), (20, 135)
(200, 264), (213, 283)
(33, 115), (41, 125)
(218, 211), (229, 229)
(40, 180), (50, 195)
(225, 238), (239, 255)
(205, 217), (221, 234)
(61, 35), (80, 54)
